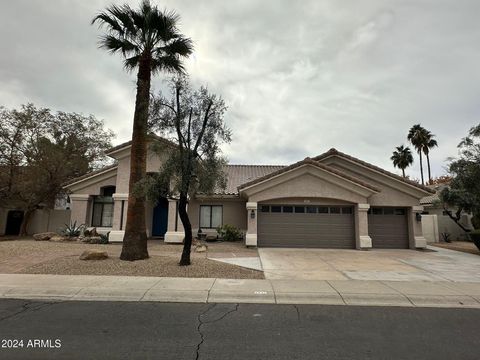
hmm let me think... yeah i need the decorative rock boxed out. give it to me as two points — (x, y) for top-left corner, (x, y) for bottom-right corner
(79, 250), (108, 260)
(49, 235), (69, 242)
(33, 232), (58, 241)
(205, 234), (218, 242)
(195, 244), (208, 253)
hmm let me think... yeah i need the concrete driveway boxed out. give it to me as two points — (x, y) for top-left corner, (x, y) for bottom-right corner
(259, 246), (480, 282)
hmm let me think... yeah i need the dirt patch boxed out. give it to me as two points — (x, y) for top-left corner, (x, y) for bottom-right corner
(0, 239), (263, 279)
(431, 241), (480, 256)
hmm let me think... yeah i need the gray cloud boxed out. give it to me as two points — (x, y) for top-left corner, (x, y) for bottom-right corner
(1, 0), (479, 180)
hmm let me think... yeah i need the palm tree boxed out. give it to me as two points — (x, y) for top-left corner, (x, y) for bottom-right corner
(390, 145), (414, 178)
(92, 1), (193, 261)
(407, 124), (427, 185)
(422, 130), (438, 184)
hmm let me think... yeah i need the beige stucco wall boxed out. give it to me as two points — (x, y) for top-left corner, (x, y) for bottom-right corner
(70, 175), (117, 195)
(322, 157), (426, 206)
(259, 197), (353, 205)
(0, 208), (70, 235)
(189, 198), (247, 234)
(427, 206), (471, 241)
(245, 170), (369, 204)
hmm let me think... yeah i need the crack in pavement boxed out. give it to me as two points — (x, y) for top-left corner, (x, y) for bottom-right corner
(195, 303), (239, 360)
(293, 304), (300, 322)
(0, 299), (65, 322)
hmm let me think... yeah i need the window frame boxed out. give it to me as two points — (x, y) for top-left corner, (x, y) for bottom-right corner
(91, 195), (114, 227)
(199, 205), (223, 229)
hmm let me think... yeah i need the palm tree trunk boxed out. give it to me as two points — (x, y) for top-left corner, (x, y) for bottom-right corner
(120, 55), (151, 261)
(402, 168), (405, 178)
(426, 153), (432, 184)
(178, 192), (193, 266)
(418, 151), (424, 185)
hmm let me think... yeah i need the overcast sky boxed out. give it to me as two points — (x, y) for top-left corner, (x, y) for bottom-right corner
(1, 0), (479, 180)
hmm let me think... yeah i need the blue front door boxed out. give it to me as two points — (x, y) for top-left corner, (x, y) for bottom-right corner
(152, 198), (168, 237)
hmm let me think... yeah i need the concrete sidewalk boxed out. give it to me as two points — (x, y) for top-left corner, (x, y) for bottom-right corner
(1, 274), (480, 308)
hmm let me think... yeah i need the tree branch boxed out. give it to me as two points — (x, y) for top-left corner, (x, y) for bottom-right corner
(193, 100), (213, 153)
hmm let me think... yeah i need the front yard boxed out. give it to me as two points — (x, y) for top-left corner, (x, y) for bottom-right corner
(0, 238), (263, 279)
(430, 241), (480, 256)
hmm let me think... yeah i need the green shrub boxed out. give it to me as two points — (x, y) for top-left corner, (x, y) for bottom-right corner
(216, 224), (242, 242)
(99, 232), (110, 244)
(61, 221), (85, 237)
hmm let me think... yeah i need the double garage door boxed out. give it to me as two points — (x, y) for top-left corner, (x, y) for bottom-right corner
(258, 204), (355, 248)
(258, 204), (409, 249)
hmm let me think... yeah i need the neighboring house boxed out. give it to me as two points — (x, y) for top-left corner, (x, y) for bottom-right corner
(0, 197), (71, 236)
(64, 136), (434, 250)
(420, 184), (474, 241)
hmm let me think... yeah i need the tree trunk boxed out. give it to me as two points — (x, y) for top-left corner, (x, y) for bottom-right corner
(178, 193), (193, 266)
(443, 206), (471, 232)
(19, 208), (34, 236)
(418, 151), (424, 185)
(402, 168), (405, 178)
(120, 56), (151, 261)
(426, 153), (432, 184)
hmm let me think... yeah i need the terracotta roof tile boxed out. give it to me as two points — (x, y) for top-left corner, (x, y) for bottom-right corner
(218, 164), (285, 195)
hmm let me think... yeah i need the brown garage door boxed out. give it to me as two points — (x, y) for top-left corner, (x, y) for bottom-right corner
(257, 205), (355, 248)
(368, 207), (409, 249)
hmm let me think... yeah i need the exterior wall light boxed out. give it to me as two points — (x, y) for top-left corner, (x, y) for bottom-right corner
(416, 213), (422, 222)
(250, 209), (256, 219)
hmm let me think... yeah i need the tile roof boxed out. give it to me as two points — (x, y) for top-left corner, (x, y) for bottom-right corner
(63, 164), (118, 187)
(237, 158), (381, 192)
(314, 148), (435, 194)
(219, 164), (285, 195)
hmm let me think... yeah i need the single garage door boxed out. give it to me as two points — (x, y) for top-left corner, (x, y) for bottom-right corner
(258, 204), (355, 248)
(368, 207), (409, 248)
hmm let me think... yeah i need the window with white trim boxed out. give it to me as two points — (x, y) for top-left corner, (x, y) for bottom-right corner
(91, 186), (115, 227)
(200, 205), (223, 228)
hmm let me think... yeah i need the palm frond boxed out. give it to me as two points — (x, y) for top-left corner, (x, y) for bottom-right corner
(158, 37), (194, 57)
(99, 35), (137, 56)
(151, 55), (185, 74)
(124, 55), (141, 71)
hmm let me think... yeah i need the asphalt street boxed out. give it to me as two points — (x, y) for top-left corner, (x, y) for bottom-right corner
(0, 299), (479, 360)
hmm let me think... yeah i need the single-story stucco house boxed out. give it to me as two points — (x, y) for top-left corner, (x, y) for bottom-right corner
(64, 136), (435, 250)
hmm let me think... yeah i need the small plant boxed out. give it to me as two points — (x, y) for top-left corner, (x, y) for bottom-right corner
(216, 224), (242, 242)
(99, 232), (110, 245)
(61, 221), (85, 237)
(441, 232), (451, 243)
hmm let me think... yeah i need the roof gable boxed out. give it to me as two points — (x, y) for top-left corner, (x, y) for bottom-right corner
(314, 148), (435, 195)
(238, 158), (380, 193)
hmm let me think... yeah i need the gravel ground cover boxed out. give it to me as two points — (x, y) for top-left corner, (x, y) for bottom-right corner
(0, 238), (263, 279)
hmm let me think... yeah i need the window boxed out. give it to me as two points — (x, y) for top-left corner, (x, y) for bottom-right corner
(383, 208), (394, 215)
(318, 206), (329, 214)
(295, 206), (305, 213)
(372, 208), (383, 215)
(341, 207), (353, 214)
(271, 205), (282, 213)
(261, 205), (270, 213)
(394, 208), (406, 215)
(283, 206), (293, 213)
(306, 206), (317, 214)
(330, 207), (341, 214)
(91, 196), (114, 227)
(200, 205), (222, 228)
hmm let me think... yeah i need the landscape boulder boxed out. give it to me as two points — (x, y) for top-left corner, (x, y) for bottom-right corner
(195, 244), (208, 253)
(79, 250), (109, 261)
(33, 232), (58, 241)
(49, 235), (70, 242)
